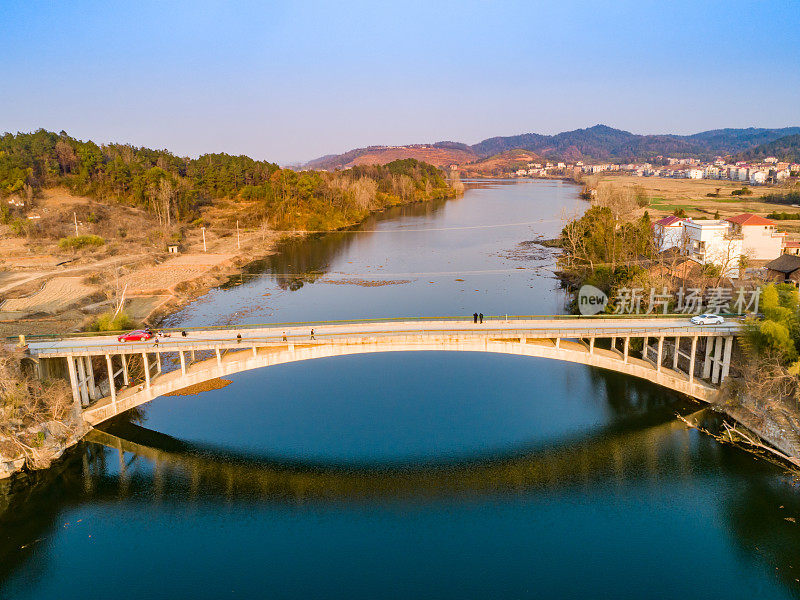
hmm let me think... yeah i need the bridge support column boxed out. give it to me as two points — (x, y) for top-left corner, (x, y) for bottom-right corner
(122, 355), (129, 386)
(656, 337), (664, 372)
(589, 337), (595, 354)
(623, 337), (629, 363)
(252, 346), (258, 358)
(712, 336), (724, 384)
(191, 349), (196, 363)
(642, 337), (648, 361)
(721, 336), (733, 381)
(142, 353), (151, 388)
(611, 337), (616, 353)
(76, 356), (89, 407)
(672, 337), (680, 370)
(689, 336), (698, 383)
(156, 351), (162, 374)
(84, 356), (98, 401)
(554, 337), (560, 349)
(179, 351), (186, 376)
(702, 337), (714, 379)
(216, 348), (222, 368)
(66, 355), (81, 408)
(105, 354), (116, 404)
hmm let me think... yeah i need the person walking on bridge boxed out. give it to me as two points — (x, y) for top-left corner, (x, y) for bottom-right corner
(310, 328), (315, 340)
(479, 313), (484, 324)
(473, 312), (478, 324)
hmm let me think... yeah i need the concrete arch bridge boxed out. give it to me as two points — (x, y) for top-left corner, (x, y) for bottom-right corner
(24, 317), (741, 426)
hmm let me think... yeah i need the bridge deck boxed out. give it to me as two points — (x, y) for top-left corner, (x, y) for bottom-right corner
(26, 317), (740, 358)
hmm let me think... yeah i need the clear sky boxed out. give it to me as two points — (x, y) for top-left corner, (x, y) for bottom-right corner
(1, 0), (798, 164)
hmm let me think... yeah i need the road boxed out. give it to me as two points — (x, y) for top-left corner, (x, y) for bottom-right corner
(26, 317), (742, 357)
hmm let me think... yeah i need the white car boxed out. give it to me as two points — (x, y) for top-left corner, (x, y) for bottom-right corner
(690, 314), (725, 325)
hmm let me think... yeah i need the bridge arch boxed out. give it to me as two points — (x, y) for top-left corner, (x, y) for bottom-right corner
(79, 334), (722, 426)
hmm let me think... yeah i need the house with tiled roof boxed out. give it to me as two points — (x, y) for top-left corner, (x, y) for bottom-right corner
(725, 214), (785, 261)
(652, 216), (686, 251)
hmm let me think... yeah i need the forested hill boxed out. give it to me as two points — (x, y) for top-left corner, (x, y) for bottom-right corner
(305, 125), (800, 169)
(0, 129), (459, 231)
(734, 134), (800, 163)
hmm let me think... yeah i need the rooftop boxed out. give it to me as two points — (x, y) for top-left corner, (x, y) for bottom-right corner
(765, 254), (800, 274)
(726, 213), (776, 227)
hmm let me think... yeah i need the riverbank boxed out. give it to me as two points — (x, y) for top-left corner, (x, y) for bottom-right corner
(0, 189), (463, 479)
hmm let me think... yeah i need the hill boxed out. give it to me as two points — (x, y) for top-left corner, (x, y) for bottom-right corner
(305, 142), (477, 171)
(305, 125), (800, 168)
(459, 149), (543, 177)
(734, 134), (800, 163)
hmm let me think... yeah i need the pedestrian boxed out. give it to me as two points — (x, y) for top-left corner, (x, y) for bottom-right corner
(236, 333), (242, 343)
(479, 313), (483, 324)
(282, 331), (287, 342)
(473, 312), (478, 324)
(310, 328), (315, 340)
(181, 330), (187, 337)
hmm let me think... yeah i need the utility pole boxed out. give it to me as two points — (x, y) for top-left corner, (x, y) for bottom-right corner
(202, 227), (207, 252)
(73, 212), (79, 236)
(236, 220), (240, 250)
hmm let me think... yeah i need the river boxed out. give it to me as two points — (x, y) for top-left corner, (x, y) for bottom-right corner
(2, 180), (800, 599)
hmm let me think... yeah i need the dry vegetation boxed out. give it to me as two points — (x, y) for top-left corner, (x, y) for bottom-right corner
(0, 346), (85, 474)
(594, 174), (800, 237)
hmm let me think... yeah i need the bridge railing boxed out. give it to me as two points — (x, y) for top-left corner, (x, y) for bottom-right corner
(13, 312), (746, 343)
(28, 323), (740, 357)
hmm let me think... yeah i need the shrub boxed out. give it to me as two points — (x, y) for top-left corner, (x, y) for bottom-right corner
(87, 310), (136, 332)
(58, 234), (105, 250)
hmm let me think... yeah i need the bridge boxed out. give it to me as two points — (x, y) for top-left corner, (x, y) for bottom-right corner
(23, 316), (741, 426)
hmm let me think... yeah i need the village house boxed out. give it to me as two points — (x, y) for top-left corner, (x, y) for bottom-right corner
(651, 213), (785, 279)
(725, 213), (785, 260)
(783, 240), (800, 256)
(653, 216), (686, 252)
(765, 254), (800, 285)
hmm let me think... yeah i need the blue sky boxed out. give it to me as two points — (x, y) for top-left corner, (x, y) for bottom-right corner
(1, 0), (798, 164)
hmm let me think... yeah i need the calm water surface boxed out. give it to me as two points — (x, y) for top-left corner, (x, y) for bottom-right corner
(2, 180), (800, 599)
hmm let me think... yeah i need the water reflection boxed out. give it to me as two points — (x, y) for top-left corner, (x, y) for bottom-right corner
(3, 406), (800, 597)
(220, 198), (452, 292)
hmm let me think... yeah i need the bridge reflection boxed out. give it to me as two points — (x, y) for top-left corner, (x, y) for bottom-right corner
(85, 408), (711, 502)
(3, 408), (800, 592)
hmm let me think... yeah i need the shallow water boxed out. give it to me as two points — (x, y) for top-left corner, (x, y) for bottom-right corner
(2, 180), (800, 599)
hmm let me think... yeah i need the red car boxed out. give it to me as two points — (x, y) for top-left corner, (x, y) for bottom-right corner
(117, 330), (153, 342)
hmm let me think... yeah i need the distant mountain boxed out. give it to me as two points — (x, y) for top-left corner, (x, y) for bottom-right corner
(304, 125), (800, 169)
(734, 134), (800, 163)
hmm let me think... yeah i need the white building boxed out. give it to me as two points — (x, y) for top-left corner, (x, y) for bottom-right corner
(725, 214), (784, 260)
(681, 219), (743, 277)
(687, 168), (704, 179)
(749, 170), (767, 185)
(653, 216), (686, 252)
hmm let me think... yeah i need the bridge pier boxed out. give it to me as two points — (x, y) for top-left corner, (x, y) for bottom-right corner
(672, 336), (680, 370)
(180, 351), (187, 375)
(143, 352), (151, 388)
(623, 337), (629, 363)
(702, 337), (714, 379)
(721, 336), (733, 380)
(66, 355), (81, 410)
(105, 354), (116, 404)
(689, 336), (698, 383)
(122, 355), (129, 386)
(656, 337), (664, 372)
(76, 356), (89, 407)
(712, 336), (724, 384)
(589, 338), (595, 354)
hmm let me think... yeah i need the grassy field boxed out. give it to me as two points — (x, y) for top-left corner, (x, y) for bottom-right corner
(595, 174), (800, 237)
